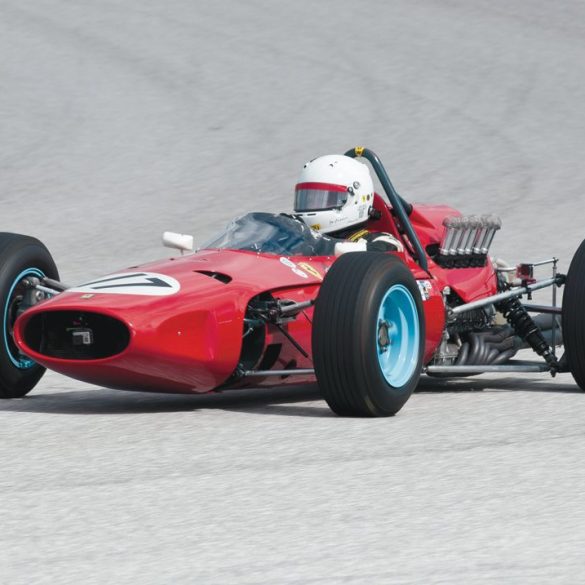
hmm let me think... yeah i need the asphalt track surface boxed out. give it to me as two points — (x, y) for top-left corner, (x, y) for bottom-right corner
(1, 1), (585, 583)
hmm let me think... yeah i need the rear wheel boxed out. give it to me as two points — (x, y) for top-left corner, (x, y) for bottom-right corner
(0, 233), (59, 398)
(562, 238), (585, 390)
(312, 252), (425, 417)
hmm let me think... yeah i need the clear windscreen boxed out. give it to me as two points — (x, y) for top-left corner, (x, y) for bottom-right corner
(201, 212), (337, 256)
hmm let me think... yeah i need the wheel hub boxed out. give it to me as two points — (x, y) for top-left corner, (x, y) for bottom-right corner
(378, 319), (391, 352)
(376, 284), (420, 387)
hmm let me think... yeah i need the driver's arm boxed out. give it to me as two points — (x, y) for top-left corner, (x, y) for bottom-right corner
(353, 231), (404, 253)
(335, 232), (403, 255)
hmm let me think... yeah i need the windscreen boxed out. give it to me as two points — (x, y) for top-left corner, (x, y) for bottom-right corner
(201, 212), (337, 256)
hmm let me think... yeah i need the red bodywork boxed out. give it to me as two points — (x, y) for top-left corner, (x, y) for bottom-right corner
(14, 196), (498, 394)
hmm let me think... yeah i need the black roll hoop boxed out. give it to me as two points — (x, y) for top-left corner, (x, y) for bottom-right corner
(344, 146), (429, 273)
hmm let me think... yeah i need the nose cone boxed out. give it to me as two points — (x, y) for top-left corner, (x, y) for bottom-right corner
(14, 261), (246, 393)
(13, 248), (325, 393)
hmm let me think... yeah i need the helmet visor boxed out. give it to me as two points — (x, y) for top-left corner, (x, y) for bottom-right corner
(294, 182), (348, 212)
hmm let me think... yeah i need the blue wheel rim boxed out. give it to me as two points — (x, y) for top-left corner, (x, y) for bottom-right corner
(3, 268), (45, 369)
(376, 284), (420, 387)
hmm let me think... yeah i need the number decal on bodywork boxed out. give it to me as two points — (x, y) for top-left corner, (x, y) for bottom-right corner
(69, 272), (181, 296)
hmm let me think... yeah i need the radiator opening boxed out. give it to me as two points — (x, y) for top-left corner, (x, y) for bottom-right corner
(24, 311), (130, 360)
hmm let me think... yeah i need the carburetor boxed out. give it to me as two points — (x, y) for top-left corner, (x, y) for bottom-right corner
(437, 214), (501, 268)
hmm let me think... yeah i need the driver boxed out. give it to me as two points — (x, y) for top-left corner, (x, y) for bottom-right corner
(293, 154), (403, 253)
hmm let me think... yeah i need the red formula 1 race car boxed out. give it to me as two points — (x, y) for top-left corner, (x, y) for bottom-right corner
(1, 147), (584, 416)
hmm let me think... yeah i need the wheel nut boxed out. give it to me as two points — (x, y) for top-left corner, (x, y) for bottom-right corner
(378, 320), (390, 351)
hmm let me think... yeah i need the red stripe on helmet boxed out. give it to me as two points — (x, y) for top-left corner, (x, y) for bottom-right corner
(295, 182), (348, 192)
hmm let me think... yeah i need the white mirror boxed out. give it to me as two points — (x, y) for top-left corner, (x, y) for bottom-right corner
(162, 231), (194, 253)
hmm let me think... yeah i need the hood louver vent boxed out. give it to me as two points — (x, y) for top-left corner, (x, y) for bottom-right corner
(194, 270), (232, 284)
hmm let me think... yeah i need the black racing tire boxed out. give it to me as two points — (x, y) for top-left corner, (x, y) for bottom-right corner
(0, 233), (59, 398)
(562, 238), (585, 391)
(312, 252), (425, 417)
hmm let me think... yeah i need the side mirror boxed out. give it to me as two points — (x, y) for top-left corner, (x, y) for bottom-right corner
(162, 231), (194, 253)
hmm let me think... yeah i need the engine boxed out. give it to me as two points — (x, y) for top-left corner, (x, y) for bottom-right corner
(431, 308), (561, 369)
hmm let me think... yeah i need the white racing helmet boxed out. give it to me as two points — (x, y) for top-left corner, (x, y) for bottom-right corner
(294, 155), (374, 234)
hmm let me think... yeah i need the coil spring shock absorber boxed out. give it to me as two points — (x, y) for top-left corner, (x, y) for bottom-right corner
(496, 296), (559, 370)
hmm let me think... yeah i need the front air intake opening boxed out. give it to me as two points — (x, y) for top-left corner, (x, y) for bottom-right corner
(24, 311), (130, 360)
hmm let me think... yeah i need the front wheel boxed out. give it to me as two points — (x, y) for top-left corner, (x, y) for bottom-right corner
(0, 233), (59, 398)
(312, 252), (425, 417)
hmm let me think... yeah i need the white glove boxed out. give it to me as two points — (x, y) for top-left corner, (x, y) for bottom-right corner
(334, 241), (368, 256)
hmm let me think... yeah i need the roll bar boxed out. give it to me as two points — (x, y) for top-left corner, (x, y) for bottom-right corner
(344, 146), (429, 273)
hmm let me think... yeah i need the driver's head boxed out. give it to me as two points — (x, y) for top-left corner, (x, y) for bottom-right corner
(294, 155), (374, 234)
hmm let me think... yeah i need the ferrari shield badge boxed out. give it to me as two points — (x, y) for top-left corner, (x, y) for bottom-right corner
(297, 262), (323, 280)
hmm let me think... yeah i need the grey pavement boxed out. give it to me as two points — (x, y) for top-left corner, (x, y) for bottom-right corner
(1, 0), (585, 583)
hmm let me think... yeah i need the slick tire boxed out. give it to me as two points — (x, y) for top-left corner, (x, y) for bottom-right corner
(312, 252), (424, 417)
(562, 238), (585, 391)
(0, 233), (59, 398)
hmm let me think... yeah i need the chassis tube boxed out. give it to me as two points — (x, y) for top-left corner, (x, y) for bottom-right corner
(426, 363), (550, 374)
(523, 304), (562, 315)
(244, 369), (315, 377)
(450, 277), (560, 316)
